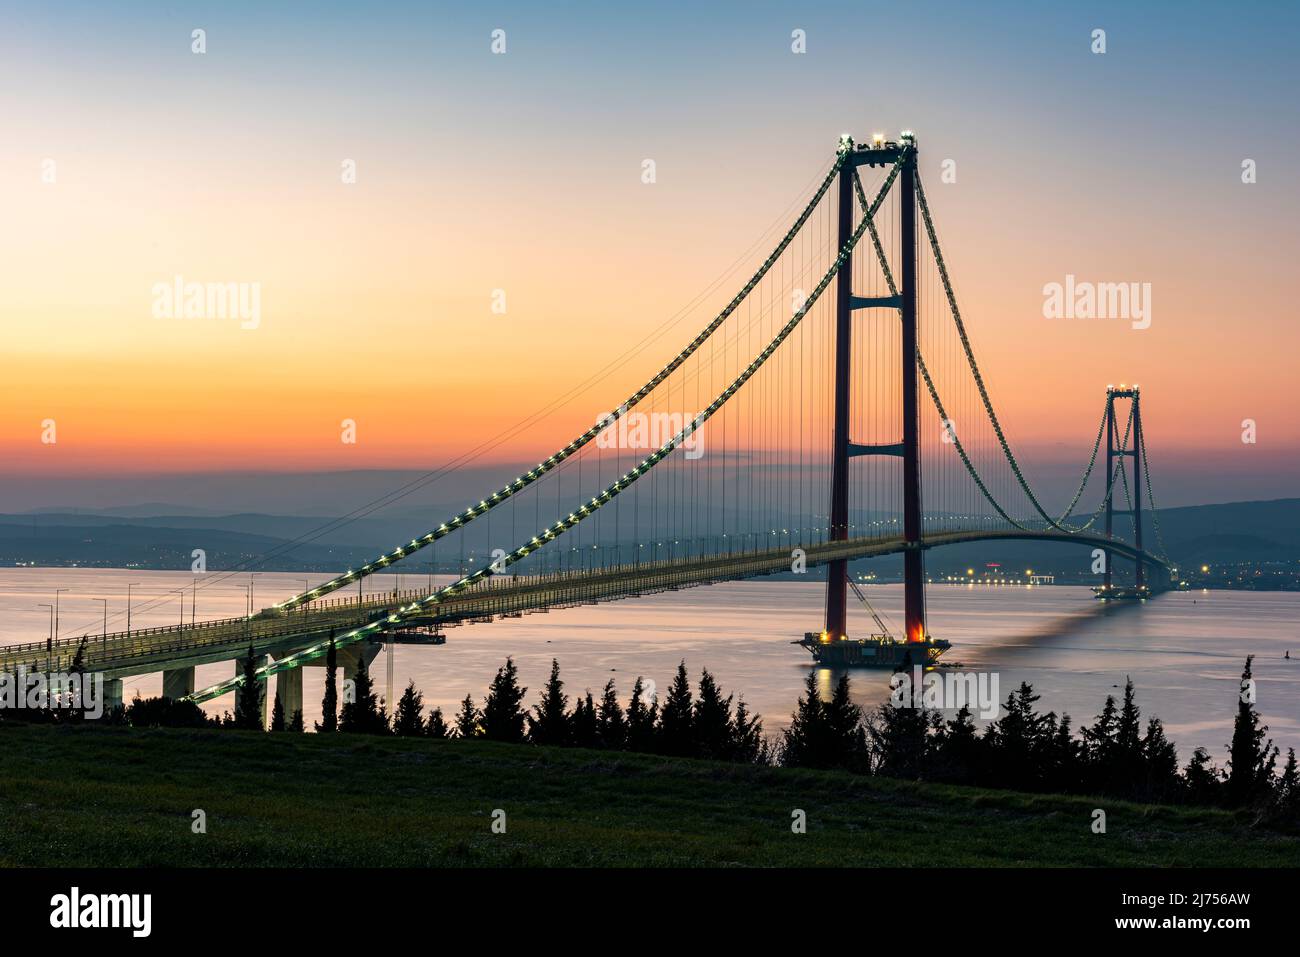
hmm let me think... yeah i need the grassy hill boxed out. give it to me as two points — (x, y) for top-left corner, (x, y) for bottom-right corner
(1, 724), (1295, 867)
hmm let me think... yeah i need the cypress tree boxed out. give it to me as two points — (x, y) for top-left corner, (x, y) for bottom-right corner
(625, 676), (657, 752)
(657, 661), (695, 756)
(596, 678), (627, 750)
(233, 645), (263, 731)
(315, 636), (338, 733)
(481, 657), (528, 743)
(288, 709), (304, 733)
(1225, 655), (1278, 807)
(529, 658), (569, 746)
(393, 680), (425, 736)
(270, 694), (286, 732)
(426, 705), (449, 739)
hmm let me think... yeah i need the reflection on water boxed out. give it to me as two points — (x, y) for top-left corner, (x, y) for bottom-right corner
(2, 568), (1297, 754)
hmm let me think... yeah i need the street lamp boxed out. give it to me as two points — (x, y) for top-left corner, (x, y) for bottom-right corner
(173, 590), (185, 628)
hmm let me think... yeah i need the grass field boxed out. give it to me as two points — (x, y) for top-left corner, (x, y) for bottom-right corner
(1, 723), (1296, 867)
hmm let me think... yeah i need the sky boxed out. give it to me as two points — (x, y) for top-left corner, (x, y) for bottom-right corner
(2, 0), (1298, 509)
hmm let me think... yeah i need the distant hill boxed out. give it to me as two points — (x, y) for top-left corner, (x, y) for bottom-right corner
(3, 498), (1299, 575)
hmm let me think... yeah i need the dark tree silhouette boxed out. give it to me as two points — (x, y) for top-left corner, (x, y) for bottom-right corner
(657, 661), (695, 756)
(481, 657), (527, 743)
(730, 696), (765, 764)
(269, 694), (286, 732)
(529, 658), (569, 746)
(782, 673), (868, 771)
(626, 676), (658, 752)
(339, 652), (387, 734)
(1225, 656), (1278, 807)
(1275, 748), (1299, 819)
(930, 704), (982, 785)
(314, 636), (338, 733)
(1140, 716), (1181, 802)
(596, 678), (627, 750)
(692, 668), (734, 760)
(453, 693), (481, 739)
(393, 680), (425, 736)
(426, 705), (449, 739)
(1184, 747), (1222, 805)
(233, 645), (263, 731)
(288, 708), (304, 733)
(571, 690), (599, 748)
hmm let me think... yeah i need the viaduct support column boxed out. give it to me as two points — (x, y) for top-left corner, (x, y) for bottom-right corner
(275, 666), (303, 725)
(102, 677), (123, 713)
(162, 666), (194, 700)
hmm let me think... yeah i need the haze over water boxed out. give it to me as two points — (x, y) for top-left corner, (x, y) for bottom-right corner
(3, 567), (1297, 758)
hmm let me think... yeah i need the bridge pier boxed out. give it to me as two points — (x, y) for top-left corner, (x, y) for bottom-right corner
(162, 666), (195, 700)
(274, 666), (303, 725)
(103, 677), (122, 713)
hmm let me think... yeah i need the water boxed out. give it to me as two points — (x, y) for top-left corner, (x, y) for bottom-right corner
(3, 567), (1298, 757)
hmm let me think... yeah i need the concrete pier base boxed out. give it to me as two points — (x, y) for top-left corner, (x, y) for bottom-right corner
(275, 666), (303, 726)
(103, 677), (123, 712)
(162, 666), (195, 700)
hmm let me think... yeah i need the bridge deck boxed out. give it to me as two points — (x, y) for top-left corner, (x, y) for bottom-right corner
(0, 529), (1162, 681)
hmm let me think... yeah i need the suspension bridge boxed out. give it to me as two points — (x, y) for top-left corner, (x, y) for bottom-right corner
(3, 132), (1173, 713)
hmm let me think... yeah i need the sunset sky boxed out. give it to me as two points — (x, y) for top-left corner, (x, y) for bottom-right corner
(2, 1), (1298, 508)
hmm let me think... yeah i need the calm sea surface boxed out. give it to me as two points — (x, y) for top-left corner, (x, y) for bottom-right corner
(3, 568), (1298, 757)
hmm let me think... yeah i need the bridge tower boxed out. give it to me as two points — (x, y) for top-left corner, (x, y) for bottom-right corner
(824, 133), (926, 644)
(1102, 385), (1144, 592)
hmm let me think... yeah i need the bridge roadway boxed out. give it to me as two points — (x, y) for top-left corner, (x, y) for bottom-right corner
(0, 528), (1165, 688)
